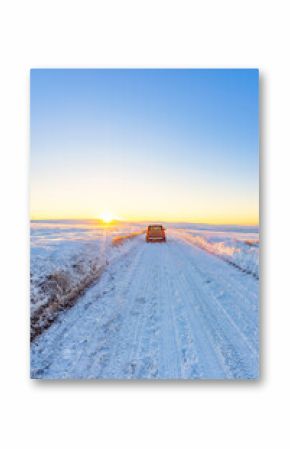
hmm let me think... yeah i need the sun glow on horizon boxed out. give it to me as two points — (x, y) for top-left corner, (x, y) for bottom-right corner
(98, 211), (115, 224)
(30, 211), (259, 227)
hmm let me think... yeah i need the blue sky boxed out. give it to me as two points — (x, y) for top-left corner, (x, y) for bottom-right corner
(30, 69), (259, 224)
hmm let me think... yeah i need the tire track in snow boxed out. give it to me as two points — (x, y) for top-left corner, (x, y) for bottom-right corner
(164, 240), (227, 378)
(171, 236), (259, 354)
(167, 237), (259, 378)
(100, 244), (163, 379)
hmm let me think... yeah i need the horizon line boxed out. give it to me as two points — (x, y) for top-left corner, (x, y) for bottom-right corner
(30, 217), (259, 226)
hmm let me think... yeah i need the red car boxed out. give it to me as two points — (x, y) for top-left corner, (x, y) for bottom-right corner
(146, 225), (166, 242)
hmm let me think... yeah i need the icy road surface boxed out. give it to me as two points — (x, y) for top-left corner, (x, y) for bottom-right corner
(31, 231), (259, 379)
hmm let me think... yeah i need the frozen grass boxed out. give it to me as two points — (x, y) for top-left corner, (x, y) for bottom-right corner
(112, 230), (145, 246)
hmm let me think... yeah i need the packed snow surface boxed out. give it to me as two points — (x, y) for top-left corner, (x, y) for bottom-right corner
(31, 220), (259, 379)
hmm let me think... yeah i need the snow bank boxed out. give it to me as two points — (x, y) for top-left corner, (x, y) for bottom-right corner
(171, 226), (259, 278)
(30, 220), (145, 339)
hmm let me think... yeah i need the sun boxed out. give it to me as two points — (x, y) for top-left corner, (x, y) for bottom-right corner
(99, 211), (114, 224)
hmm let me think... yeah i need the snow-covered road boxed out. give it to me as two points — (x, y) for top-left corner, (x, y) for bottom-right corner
(31, 231), (259, 379)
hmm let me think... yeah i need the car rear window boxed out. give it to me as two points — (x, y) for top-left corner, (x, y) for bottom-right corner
(149, 226), (162, 230)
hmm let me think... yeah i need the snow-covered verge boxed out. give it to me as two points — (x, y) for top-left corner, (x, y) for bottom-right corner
(170, 225), (259, 279)
(30, 220), (145, 340)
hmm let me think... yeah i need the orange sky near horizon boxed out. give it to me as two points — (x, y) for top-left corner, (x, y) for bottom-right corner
(30, 161), (259, 225)
(30, 175), (259, 225)
(30, 203), (259, 226)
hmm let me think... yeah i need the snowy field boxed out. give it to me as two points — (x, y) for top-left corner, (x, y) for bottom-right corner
(30, 220), (144, 312)
(30, 220), (259, 379)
